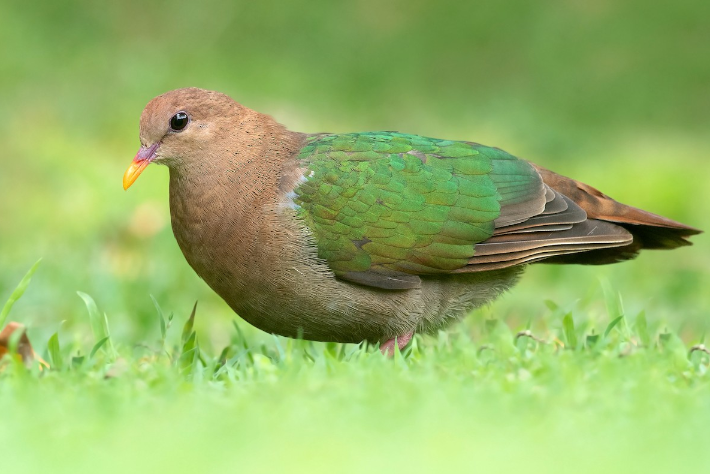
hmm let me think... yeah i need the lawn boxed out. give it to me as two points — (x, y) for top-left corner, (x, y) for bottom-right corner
(1, 1), (709, 472)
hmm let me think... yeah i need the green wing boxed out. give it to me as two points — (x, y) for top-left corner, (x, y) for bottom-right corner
(293, 132), (544, 289)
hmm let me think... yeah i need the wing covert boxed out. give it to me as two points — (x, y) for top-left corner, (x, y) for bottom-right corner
(293, 132), (543, 288)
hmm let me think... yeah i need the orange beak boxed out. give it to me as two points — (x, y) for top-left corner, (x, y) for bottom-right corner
(123, 143), (159, 190)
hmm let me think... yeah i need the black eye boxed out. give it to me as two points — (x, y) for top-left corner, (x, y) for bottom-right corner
(169, 111), (189, 131)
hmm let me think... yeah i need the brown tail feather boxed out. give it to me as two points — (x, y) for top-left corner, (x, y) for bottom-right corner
(456, 163), (700, 274)
(531, 164), (702, 250)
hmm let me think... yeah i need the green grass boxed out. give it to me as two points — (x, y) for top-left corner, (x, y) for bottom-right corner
(1, 0), (709, 472)
(2, 266), (710, 473)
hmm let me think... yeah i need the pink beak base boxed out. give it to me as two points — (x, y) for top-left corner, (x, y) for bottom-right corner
(123, 143), (159, 190)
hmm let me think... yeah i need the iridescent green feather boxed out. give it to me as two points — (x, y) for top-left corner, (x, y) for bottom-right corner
(294, 132), (541, 284)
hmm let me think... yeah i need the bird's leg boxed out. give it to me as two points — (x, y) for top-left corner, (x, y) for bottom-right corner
(380, 332), (414, 356)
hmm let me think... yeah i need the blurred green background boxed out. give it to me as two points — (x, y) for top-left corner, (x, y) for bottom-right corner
(1, 1), (709, 471)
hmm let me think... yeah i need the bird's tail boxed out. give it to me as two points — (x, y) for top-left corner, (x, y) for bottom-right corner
(531, 164), (701, 264)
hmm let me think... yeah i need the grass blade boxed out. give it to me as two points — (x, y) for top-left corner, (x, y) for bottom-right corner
(77, 292), (115, 359)
(604, 316), (624, 339)
(562, 312), (577, 349)
(47, 332), (62, 370)
(103, 312), (115, 354)
(0, 259), (42, 328)
(179, 331), (198, 372)
(232, 320), (248, 349)
(89, 336), (110, 360)
(544, 299), (559, 312)
(151, 295), (166, 341)
(77, 292), (107, 342)
(181, 302), (198, 345)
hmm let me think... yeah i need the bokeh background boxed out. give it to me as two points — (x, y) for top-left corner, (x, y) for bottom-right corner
(2, 0), (707, 347)
(2, 1), (710, 472)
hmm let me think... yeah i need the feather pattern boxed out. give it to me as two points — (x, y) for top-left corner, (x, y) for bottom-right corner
(294, 133), (699, 288)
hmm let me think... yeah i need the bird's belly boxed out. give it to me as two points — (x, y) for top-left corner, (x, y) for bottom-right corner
(186, 240), (521, 343)
(226, 268), (521, 343)
(171, 200), (521, 343)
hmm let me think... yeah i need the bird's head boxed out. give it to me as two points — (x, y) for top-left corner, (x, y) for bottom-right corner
(123, 87), (244, 190)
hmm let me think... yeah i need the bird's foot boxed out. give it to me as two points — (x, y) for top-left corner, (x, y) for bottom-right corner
(380, 332), (414, 357)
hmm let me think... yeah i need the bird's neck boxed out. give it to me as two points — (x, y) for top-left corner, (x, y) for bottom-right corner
(168, 113), (306, 217)
(166, 113), (306, 286)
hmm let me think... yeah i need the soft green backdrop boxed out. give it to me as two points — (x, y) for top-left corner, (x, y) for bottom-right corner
(1, 1), (708, 472)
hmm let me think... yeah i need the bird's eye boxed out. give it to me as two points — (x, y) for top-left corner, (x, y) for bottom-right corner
(169, 111), (189, 132)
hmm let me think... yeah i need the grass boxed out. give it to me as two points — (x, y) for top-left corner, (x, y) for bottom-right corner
(2, 264), (710, 473)
(1, 0), (709, 472)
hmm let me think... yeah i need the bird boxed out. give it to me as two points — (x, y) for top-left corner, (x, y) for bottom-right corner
(123, 88), (700, 354)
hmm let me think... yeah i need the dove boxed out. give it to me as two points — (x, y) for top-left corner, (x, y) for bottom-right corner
(123, 88), (700, 354)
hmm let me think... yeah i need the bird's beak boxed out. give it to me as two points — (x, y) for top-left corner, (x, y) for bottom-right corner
(123, 143), (159, 190)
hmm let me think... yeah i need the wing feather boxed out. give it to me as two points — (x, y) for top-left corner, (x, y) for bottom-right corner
(294, 133), (699, 289)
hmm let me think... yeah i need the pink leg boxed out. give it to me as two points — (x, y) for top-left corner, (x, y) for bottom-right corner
(380, 332), (414, 356)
